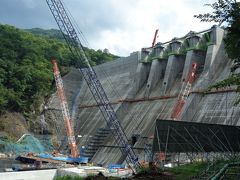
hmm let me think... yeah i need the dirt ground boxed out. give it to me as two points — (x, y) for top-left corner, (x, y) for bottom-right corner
(131, 171), (174, 180)
(84, 171), (174, 180)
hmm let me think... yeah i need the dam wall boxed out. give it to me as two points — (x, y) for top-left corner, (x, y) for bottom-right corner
(45, 26), (240, 165)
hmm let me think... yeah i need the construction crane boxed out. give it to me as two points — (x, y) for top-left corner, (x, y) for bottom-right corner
(46, 0), (140, 172)
(152, 29), (159, 48)
(52, 59), (79, 158)
(141, 29), (159, 61)
(171, 63), (198, 120)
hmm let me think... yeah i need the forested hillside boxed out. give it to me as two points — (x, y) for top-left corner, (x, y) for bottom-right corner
(26, 28), (119, 65)
(25, 28), (66, 42)
(0, 24), (118, 114)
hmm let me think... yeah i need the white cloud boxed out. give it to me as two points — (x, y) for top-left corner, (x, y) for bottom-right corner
(21, 0), (36, 8)
(74, 0), (217, 56)
(0, 0), (218, 56)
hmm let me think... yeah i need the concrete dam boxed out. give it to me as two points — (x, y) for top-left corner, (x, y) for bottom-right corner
(44, 25), (240, 166)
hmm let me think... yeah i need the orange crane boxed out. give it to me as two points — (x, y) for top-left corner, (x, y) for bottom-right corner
(157, 63), (198, 164)
(152, 29), (159, 48)
(171, 63), (198, 120)
(52, 59), (79, 158)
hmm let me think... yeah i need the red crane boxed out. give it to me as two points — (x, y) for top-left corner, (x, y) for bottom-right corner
(52, 59), (79, 158)
(152, 29), (159, 48)
(171, 63), (198, 120)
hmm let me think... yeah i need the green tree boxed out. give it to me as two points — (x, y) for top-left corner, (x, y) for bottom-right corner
(194, 0), (240, 64)
(0, 24), (119, 115)
(195, 0), (240, 103)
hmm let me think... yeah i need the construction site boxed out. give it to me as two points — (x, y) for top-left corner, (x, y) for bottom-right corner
(0, 0), (240, 179)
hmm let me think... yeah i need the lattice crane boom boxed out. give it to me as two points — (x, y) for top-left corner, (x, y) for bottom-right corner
(52, 60), (79, 158)
(171, 63), (198, 120)
(152, 29), (159, 48)
(46, 0), (140, 171)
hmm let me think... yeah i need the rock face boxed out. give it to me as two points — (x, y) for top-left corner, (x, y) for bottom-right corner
(0, 112), (28, 140)
(45, 26), (240, 165)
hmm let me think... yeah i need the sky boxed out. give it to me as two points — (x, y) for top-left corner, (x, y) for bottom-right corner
(0, 0), (217, 56)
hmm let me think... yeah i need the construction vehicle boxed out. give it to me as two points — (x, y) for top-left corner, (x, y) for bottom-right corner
(171, 63), (198, 120)
(46, 0), (141, 172)
(52, 59), (79, 158)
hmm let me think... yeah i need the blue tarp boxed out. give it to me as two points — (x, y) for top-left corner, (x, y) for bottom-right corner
(108, 164), (126, 169)
(38, 153), (88, 164)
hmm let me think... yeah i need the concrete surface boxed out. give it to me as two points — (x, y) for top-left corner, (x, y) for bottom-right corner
(162, 55), (185, 95)
(44, 26), (240, 166)
(0, 169), (57, 180)
(145, 59), (167, 98)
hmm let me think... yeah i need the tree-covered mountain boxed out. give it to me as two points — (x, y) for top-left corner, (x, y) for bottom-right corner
(25, 28), (66, 42)
(25, 27), (119, 66)
(0, 24), (118, 114)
